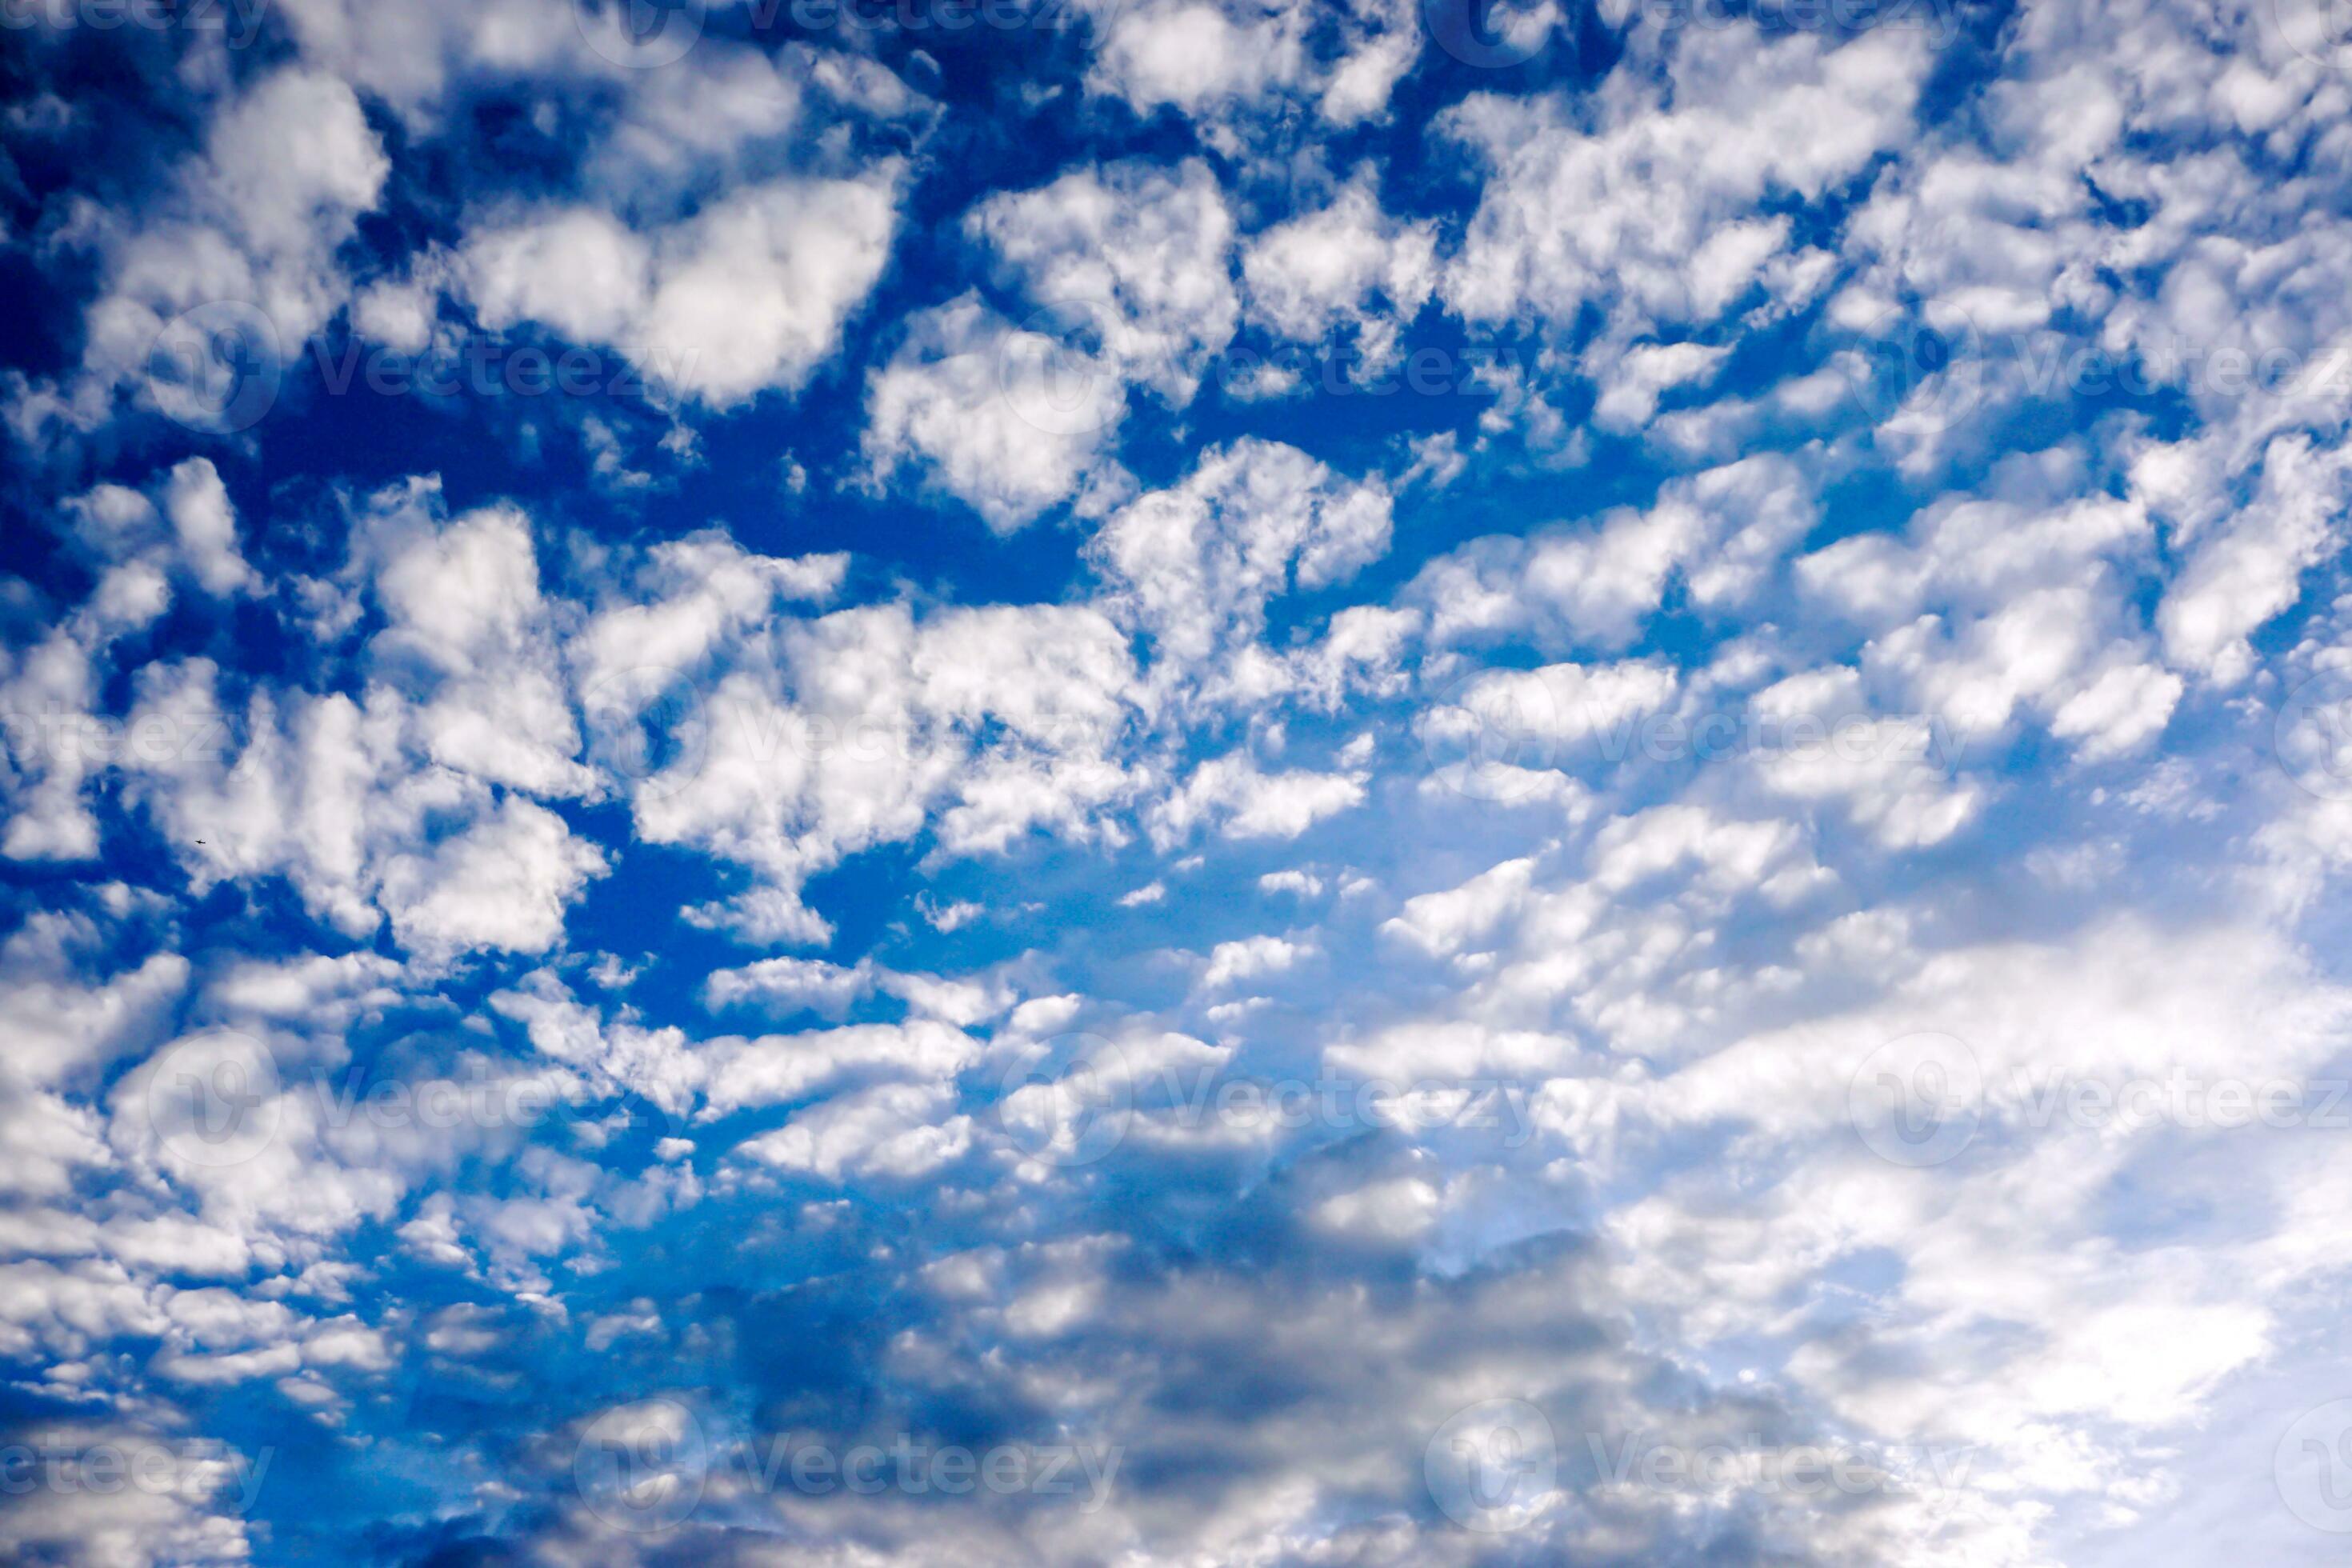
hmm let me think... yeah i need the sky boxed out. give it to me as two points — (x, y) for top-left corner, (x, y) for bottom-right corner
(4, 0), (2352, 1562)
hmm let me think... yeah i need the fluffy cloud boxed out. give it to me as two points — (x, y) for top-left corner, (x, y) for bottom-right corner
(461, 165), (904, 409)
(863, 294), (1130, 532)
(9, 6), (2352, 1566)
(966, 158), (1238, 406)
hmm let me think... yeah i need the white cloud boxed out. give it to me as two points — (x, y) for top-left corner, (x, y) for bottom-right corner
(1241, 166), (1436, 374)
(966, 158), (1238, 406)
(1150, 751), (1366, 849)
(1440, 28), (1929, 338)
(378, 798), (608, 959)
(1075, 0), (1422, 126)
(863, 294), (1129, 532)
(462, 165), (904, 409)
(1090, 438), (1394, 706)
(1199, 933), (1313, 991)
(13, 68), (388, 440)
(734, 1081), (970, 1182)
(1414, 454), (1816, 649)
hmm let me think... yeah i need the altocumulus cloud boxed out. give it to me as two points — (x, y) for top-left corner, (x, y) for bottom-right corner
(3, 0), (2352, 1563)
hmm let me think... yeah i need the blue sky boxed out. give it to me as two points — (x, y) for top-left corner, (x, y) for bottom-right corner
(6, 0), (2352, 1562)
